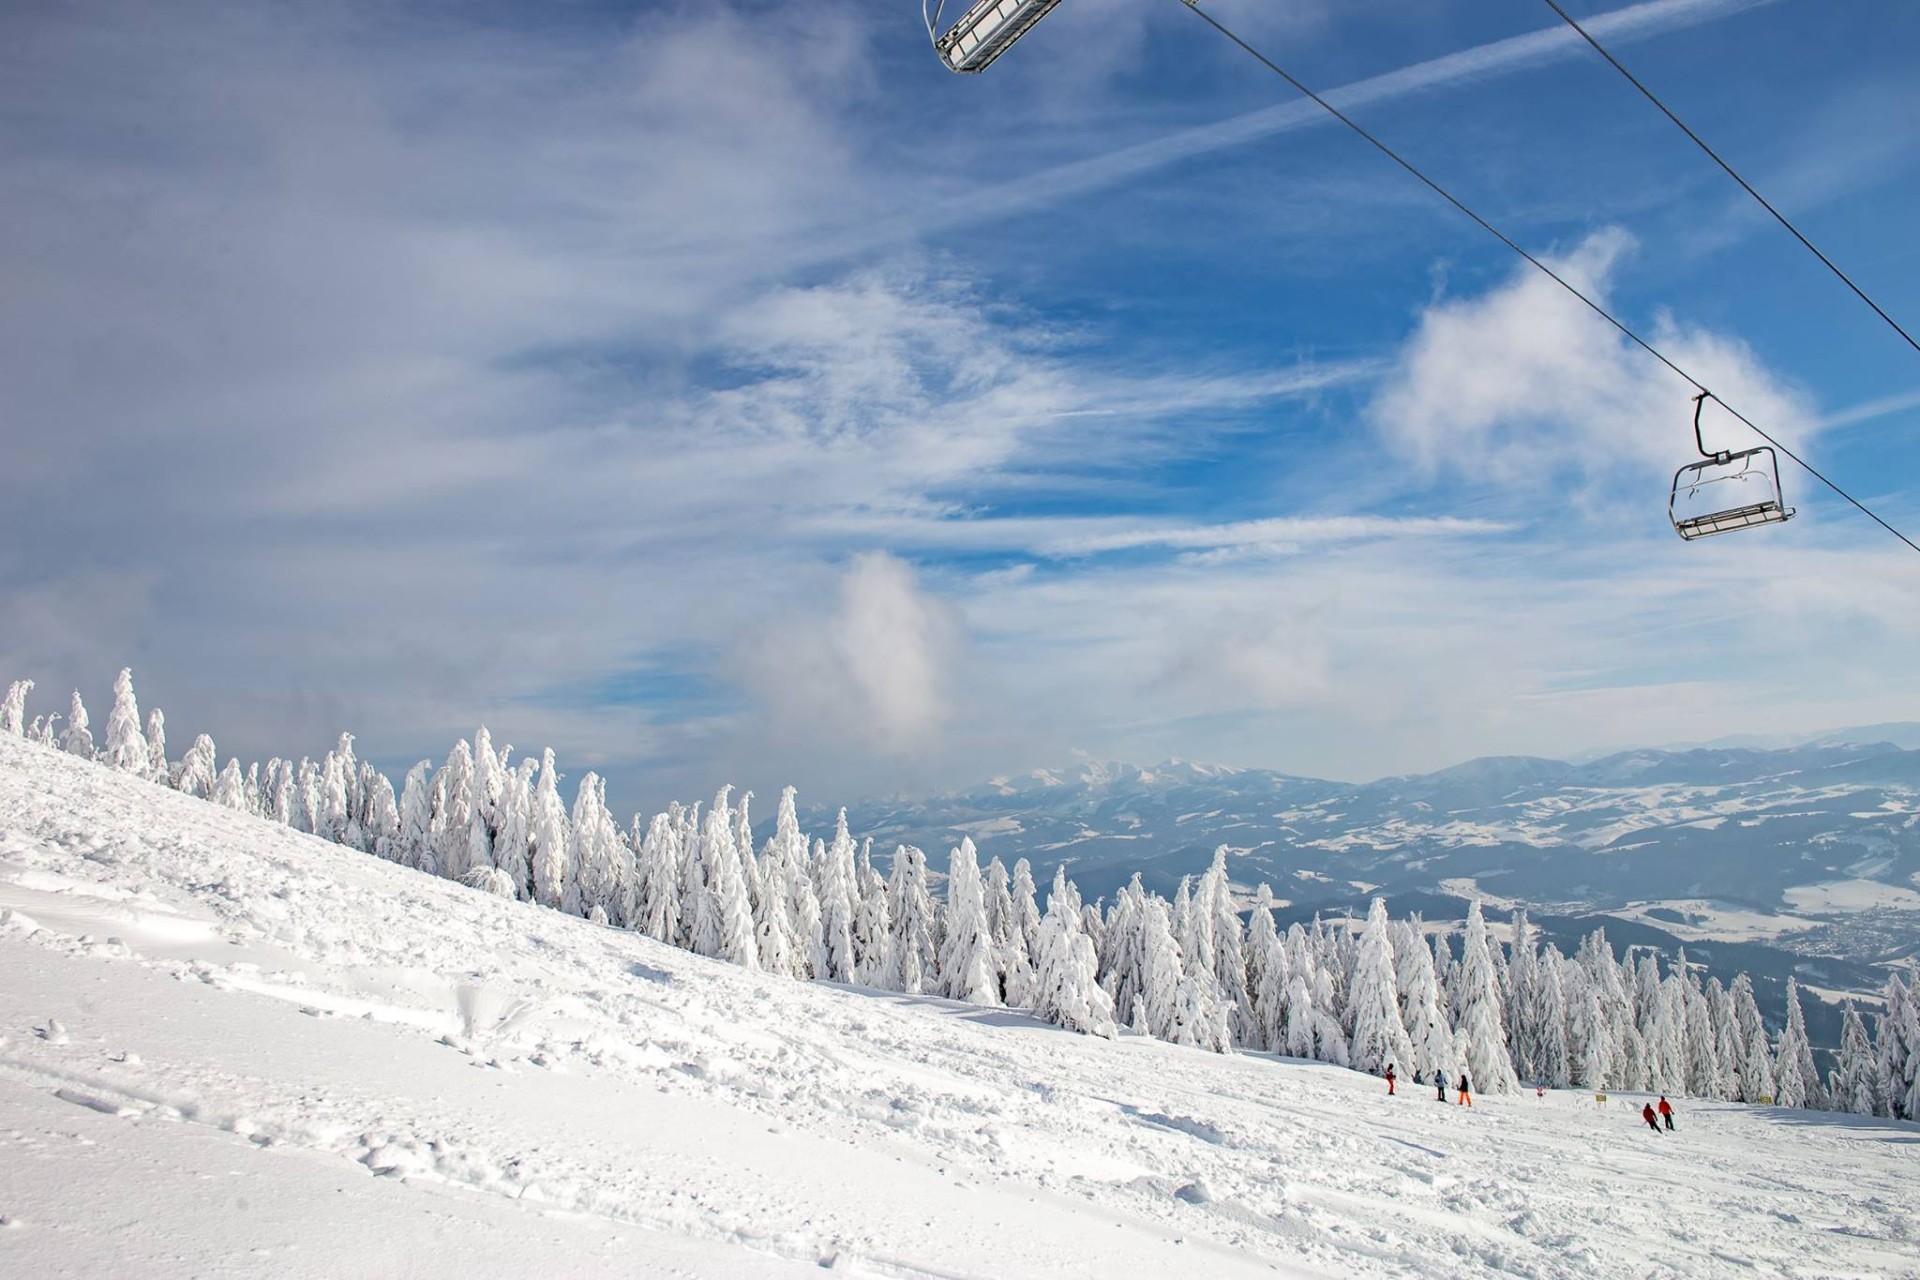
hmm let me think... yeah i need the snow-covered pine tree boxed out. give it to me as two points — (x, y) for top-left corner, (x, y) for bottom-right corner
(395, 762), (434, 871)
(1278, 926), (1345, 1063)
(983, 856), (1034, 1006)
(758, 788), (809, 973)
(1902, 983), (1920, 1121)
(815, 810), (860, 983)
(1010, 859), (1042, 963)
(1532, 945), (1573, 1089)
(1395, 917), (1455, 1085)
(1312, 931), (1352, 1065)
(1244, 884), (1281, 1052)
(1198, 848), (1253, 1043)
(686, 791), (727, 956)
(1032, 868), (1116, 1038)
(176, 734), (218, 800)
(1169, 968), (1233, 1053)
(1505, 908), (1539, 1082)
(1431, 931), (1455, 1019)
(1255, 919), (1292, 1054)
(318, 749), (350, 846)
(488, 759), (533, 896)
(211, 759), (247, 809)
(143, 708), (168, 781)
(1283, 924), (1349, 1065)
(245, 761), (263, 817)
(1704, 977), (1739, 1101)
(857, 836), (883, 901)
(853, 871), (896, 989)
(1645, 959), (1687, 1094)
(692, 787), (757, 967)
(1080, 900), (1106, 958)
(61, 690), (95, 759)
(789, 838), (824, 981)
(102, 668), (146, 773)
(364, 768), (401, 862)
(939, 838), (1000, 1005)
(1878, 973), (1917, 1120)
(28, 713), (57, 745)
(1173, 876), (1206, 982)
(0, 679), (30, 737)
(1682, 968), (1722, 1098)
(264, 758), (293, 827)
(434, 740), (474, 884)
(334, 734), (366, 849)
(1773, 977), (1819, 1108)
(888, 844), (939, 995)
(1136, 893), (1186, 1041)
(1829, 1003), (1883, 1116)
(1453, 902), (1519, 1093)
(1728, 974), (1775, 1103)
(1348, 898), (1416, 1077)
(634, 811), (683, 945)
(529, 749), (576, 914)
(734, 791), (761, 916)
(299, 758), (326, 833)
(1099, 878), (1147, 1028)
(1570, 930), (1623, 1088)
(464, 728), (503, 879)
(571, 772), (628, 925)
(677, 802), (706, 948)
(747, 827), (794, 974)
(416, 769), (445, 876)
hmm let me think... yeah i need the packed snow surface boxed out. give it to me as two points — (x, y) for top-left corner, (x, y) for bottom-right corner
(2, 736), (1915, 1279)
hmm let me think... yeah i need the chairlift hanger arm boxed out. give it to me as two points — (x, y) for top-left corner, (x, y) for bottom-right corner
(1692, 392), (1730, 463)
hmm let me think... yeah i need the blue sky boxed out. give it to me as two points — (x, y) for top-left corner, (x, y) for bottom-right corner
(2, 0), (1917, 812)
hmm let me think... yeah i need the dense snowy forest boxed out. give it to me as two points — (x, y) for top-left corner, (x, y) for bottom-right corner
(5, 669), (1917, 1121)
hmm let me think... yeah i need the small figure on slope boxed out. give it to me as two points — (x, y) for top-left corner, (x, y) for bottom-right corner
(1657, 1095), (1675, 1131)
(1457, 1073), (1473, 1107)
(1642, 1102), (1662, 1133)
(1436, 1072), (1448, 1104)
(1385, 1063), (1396, 1096)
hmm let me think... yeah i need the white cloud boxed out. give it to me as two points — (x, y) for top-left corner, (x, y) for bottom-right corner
(737, 552), (963, 757)
(1368, 229), (1816, 483)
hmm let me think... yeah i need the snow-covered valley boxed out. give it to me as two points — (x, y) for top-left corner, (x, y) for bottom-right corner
(3, 734), (1917, 1278)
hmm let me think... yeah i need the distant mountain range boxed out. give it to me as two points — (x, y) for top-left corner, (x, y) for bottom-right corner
(805, 728), (1920, 1043)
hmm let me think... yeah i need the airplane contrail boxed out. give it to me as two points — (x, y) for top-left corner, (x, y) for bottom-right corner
(905, 0), (1777, 235)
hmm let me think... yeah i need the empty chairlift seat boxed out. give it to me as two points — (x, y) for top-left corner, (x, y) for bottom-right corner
(930, 0), (1063, 73)
(1669, 394), (1795, 541)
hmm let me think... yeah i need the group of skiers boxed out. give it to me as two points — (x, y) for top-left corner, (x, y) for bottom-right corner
(1384, 1062), (1678, 1131)
(1383, 1063), (1475, 1105)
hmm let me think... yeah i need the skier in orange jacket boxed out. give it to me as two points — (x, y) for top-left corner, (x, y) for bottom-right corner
(1657, 1096), (1675, 1130)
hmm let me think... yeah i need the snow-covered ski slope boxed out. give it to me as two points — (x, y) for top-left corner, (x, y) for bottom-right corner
(2, 736), (1914, 1279)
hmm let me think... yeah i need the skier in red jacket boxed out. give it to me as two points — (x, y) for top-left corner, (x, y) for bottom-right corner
(1657, 1096), (1675, 1131)
(1642, 1103), (1662, 1133)
(1385, 1063), (1396, 1096)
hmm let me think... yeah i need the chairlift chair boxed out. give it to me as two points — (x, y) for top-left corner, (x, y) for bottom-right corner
(927, 0), (1062, 73)
(1669, 393), (1794, 540)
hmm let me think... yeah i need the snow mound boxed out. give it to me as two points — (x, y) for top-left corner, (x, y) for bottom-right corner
(2, 734), (1915, 1278)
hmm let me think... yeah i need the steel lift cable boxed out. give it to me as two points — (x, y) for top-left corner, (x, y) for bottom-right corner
(1171, 0), (1920, 556)
(1539, 0), (1920, 360)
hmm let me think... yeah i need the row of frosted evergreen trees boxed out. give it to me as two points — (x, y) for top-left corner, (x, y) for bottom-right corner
(5, 670), (1916, 1119)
